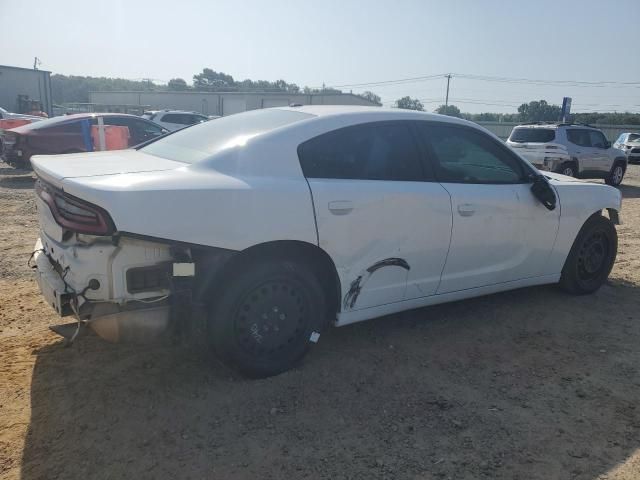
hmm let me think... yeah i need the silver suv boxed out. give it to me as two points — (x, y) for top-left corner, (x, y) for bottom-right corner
(507, 123), (627, 186)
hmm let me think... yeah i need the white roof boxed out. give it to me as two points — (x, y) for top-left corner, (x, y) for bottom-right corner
(275, 105), (476, 127)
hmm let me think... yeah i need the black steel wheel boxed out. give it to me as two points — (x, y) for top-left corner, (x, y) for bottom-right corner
(560, 214), (617, 294)
(208, 259), (326, 377)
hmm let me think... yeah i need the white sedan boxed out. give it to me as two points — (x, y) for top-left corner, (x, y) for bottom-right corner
(31, 106), (622, 377)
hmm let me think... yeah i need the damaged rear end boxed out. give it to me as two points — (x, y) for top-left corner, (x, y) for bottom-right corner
(31, 153), (195, 343)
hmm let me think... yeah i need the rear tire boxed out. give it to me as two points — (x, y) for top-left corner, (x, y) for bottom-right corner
(605, 162), (625, 187)
(208, 259), (326, 377)
(557, 162), (576, 177)
(559, 215), (617, 295)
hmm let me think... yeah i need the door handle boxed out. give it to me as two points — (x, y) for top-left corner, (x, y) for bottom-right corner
(328, 200), (354, 215)
(457, 203), (476, 217)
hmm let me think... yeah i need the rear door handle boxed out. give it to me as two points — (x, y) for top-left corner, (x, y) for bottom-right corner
(328, 200), (354, 215)
(457, 203), (476, 217)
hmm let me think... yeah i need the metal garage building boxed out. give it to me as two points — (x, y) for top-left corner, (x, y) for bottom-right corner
(88, 90), (379, 116)
(0, 65), (53, 116)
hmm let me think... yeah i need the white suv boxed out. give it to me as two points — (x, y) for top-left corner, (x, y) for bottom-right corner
(507, 123), (628, 186)
(613, 132), (640, 164)
(142, 110), (211, 131)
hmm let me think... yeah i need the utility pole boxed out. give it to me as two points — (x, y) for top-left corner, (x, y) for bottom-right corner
(33, 57), (41, 70)
(445, 74), (451, 107)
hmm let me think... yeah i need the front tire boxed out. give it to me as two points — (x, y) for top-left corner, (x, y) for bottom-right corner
(208, 259), (326, 377)
(557, 162), (576, 177)
(605, 162), (625, 187)
(559, 215), (617, 295)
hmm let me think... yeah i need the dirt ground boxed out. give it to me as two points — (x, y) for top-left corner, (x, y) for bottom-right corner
(1, 160), (640, 480)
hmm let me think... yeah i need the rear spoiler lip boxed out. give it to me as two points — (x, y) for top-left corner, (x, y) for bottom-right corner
(31, 155), (66, 189)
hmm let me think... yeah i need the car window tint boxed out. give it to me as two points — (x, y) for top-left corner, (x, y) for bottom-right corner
(101, 116), (136, 144)
(420, 124), (524, 184)
(298, 122), (424, 181)
(45, 121), (82, 134)
(589, 130), (607, 149)
(161, 113), (179, 124)
(509, 128), (555, 143)
(162, 113), (191, 125)
(567, 129), (591, 147)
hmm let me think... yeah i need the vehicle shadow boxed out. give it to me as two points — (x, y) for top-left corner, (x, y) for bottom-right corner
(21, 281), (640, 479)
(618, 183), (640, 199)
(0, 175), (35, 189)
(0, 166), (32, 176)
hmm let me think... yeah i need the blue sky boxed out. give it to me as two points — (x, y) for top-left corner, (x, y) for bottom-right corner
(2, 0), (639, 113)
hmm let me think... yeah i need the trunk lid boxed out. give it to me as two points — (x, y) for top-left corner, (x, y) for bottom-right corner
(31, 149), (186, 188)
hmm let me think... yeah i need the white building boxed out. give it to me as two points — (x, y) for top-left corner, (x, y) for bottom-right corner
(0, 65), (53, 116)
(89, 90), (378, 116)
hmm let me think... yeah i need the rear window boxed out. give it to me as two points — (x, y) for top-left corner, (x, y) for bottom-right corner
(509, 128), (556, 143)
(141, 109), (314, 163)
(22, 116), (84, 131)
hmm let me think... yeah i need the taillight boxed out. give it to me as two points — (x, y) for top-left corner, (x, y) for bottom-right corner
(1, 132), (18, 145)
(35, 180), (115, 235)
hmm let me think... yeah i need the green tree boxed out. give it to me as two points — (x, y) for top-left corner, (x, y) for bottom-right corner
(50, 74), (153, 103)
(358, 91), (382, 106)
(395, 96), (424, 111)
(436, 104), (462, 118)
(517, 100), (562, 122)
(303, 86), (343, 94)
(167, 78), (189, 91)
(193, 68), (235, 90)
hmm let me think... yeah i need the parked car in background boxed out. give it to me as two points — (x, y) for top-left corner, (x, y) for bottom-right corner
(0, 113), (168, 168)
(613, 132), (640, 164)
(0, 106), (43, 123)
(31, 106), (622, 377)
(507, 123), (627, 186)
(142, 110), (211, 131)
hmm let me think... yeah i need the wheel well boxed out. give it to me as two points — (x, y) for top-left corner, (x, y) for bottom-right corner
(613, 157), (627, 169)
(196, 240), (342, 319)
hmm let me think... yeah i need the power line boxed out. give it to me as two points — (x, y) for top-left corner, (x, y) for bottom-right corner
(329, 73), (448, 89)
(452, 73), (640, 88)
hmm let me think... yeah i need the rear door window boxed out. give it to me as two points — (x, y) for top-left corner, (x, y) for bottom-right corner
(566, 129), (592, 147)
(509, 128), (555, 143)
(104, 116), (165, 145)
(297, 122), (425, 181)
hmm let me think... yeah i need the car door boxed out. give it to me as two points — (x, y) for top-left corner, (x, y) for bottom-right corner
(298, 121), (453, 311)
(588, 130), (612, 173)
(415, 122), (560, 294)
(566, 128), (597, 172)
(31, 120), (85, 154)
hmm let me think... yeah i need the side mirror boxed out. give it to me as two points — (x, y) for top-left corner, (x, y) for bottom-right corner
(530, 174), (556, 211)
(604, 140), (611, 149)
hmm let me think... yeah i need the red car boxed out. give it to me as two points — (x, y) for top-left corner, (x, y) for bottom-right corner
(0, 113), (168, 169)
